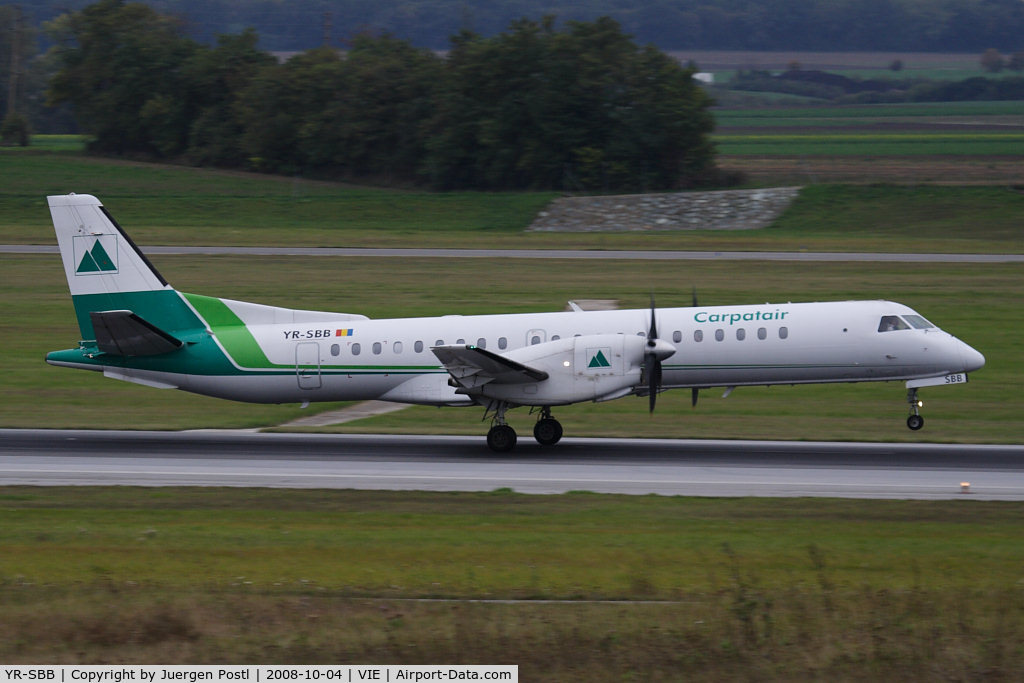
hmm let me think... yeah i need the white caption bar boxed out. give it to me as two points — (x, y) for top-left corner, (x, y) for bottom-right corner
(0, 667), (517, 683)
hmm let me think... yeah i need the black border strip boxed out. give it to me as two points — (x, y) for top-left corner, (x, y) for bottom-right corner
(99, 205), (170, 287)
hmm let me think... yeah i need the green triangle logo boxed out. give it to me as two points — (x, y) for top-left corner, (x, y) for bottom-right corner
(77, 250), (100, 273)
(588, 349), (611, 368)
(76, 239), (117, 273)
(89, 239), (116, 270)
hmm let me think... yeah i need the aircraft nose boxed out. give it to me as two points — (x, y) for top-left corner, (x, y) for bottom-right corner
(959, 341), (985, 373)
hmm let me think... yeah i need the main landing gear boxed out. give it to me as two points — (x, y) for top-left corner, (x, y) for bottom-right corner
(906, 387), (924, 431)
(485, 401), (517, 452)
(484, 403), (564, 452)
(486, 423), (517, 452)
(533, 407), (563, 446)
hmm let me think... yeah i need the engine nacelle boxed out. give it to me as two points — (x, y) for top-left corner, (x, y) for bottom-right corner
(479, 333), (656, 405)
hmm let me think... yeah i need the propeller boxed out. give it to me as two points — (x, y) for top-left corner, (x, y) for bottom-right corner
(691, 286), (700, 408)
(644, 295), (675, 413)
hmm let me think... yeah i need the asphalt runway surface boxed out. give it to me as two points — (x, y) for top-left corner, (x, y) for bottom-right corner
(2, 430), (1023, 500)
(5, 244), (1024, 262)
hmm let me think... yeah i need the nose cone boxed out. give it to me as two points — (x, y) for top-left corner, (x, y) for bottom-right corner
(648, 338), (677, 361)
(959, 341), (985, 373)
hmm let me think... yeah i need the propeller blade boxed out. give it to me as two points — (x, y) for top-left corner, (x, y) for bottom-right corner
(692, 387), (699, 408)
(646, 353), (661, 413)
(648, 294), (658, 342)
(692, 286), (699, 308)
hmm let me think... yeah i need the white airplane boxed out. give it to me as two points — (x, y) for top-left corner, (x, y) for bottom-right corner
(46, 193), (985, 451)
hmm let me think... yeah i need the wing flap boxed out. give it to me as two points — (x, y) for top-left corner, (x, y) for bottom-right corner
(432, 345), (548, 389)
(90, 310), (184, 357)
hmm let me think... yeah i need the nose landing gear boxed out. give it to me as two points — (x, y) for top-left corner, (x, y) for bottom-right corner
(906, 388), (924, 430)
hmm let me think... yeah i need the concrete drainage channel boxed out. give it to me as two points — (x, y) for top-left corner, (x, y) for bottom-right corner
(528, 186), (802, 232)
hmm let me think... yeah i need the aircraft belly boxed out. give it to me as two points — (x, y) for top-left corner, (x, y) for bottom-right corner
(183, 372), (414, 404)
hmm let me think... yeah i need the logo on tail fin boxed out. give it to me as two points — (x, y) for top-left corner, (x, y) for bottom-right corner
(74, 235), (118, 275)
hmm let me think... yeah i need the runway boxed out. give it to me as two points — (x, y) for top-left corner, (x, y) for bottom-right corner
(2, 430), (1023, 500)
(5, 244), (1024, 262)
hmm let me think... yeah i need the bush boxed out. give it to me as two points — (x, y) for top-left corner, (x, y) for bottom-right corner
(1, 113), (31, 146)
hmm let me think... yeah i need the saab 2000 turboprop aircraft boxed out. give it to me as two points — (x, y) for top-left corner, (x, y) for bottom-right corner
(46, 193), (985, 451)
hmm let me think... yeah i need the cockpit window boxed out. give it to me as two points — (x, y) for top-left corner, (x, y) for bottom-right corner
(878, 315), (911, 332)
(903, 314), (935, 329)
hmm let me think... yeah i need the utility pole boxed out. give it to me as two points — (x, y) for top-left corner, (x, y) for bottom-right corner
(6, 4), (22, 119)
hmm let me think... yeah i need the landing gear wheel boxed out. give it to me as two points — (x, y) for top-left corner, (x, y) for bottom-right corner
(487, 424), (517, 452)
(533, 418), (563, 446)
(907, 414), (924, 431)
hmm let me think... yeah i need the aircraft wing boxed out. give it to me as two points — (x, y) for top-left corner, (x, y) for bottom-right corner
(432, 345), (548, 390)
(90, 310), (184, 357)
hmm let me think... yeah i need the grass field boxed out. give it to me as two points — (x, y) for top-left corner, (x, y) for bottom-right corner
(714, 101), (1024, 125)
(3, 149), (1024, 253)
(3, 118), (1024, 676)
(714, 132), (1024, 156)
(713, 101), (1024, 155)
(1, 487), (1022, 679)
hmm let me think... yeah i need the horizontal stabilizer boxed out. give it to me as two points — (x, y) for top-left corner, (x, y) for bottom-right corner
(90, 310), (184, 357)
(432, 345), (548, 389)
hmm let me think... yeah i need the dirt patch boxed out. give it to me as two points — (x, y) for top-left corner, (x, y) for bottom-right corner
(720, 155), (1024, 185)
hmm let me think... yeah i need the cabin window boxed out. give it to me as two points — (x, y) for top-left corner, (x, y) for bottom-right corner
(435, 339), (444, 346)
(757, 327), (767, 340)
(414, 340), (424, 353)
(779, 326), (789, 340)
(476, 337), (486, 348)
(878, 315), (910, 332)
(551, 335), (560, 341)
(736, 328), (746, 341)
(904, 314), (935, 329)
(498, 337), (508, 350)
(330, 344), (340, 356)
(456, 338), (465, 345)
(715, 329), (724, 342)
(351, 343), (361, 356)
(372, 342), (382, 355)
(672, 330), (682, 343)
(393, 341), (403, 354)
(531, 335), (541, 345)
(694, 330), (703, 342)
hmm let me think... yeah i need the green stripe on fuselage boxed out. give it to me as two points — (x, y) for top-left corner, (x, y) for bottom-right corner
(182, 292), (284, 369)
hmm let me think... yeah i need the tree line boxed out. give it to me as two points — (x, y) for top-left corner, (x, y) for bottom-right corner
(18, 0), (1024, 53)
(728, 68), (1024, 105)
(43, 0), (716, 191)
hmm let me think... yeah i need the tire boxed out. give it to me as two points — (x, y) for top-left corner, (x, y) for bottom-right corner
(907, 414), (924, 431)
(533, 418), (563, 446)
(486, 424), (517, 452)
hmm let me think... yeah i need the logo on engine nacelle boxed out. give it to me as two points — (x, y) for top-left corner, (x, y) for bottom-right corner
(587, 348), (612, 368)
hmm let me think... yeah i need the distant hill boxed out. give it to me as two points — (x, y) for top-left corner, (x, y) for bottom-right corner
(22, 0), (1024, 52)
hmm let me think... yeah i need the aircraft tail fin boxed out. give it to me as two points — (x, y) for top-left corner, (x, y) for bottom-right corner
(48, 193), (196, 344)
(49, 194), (170, 295)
